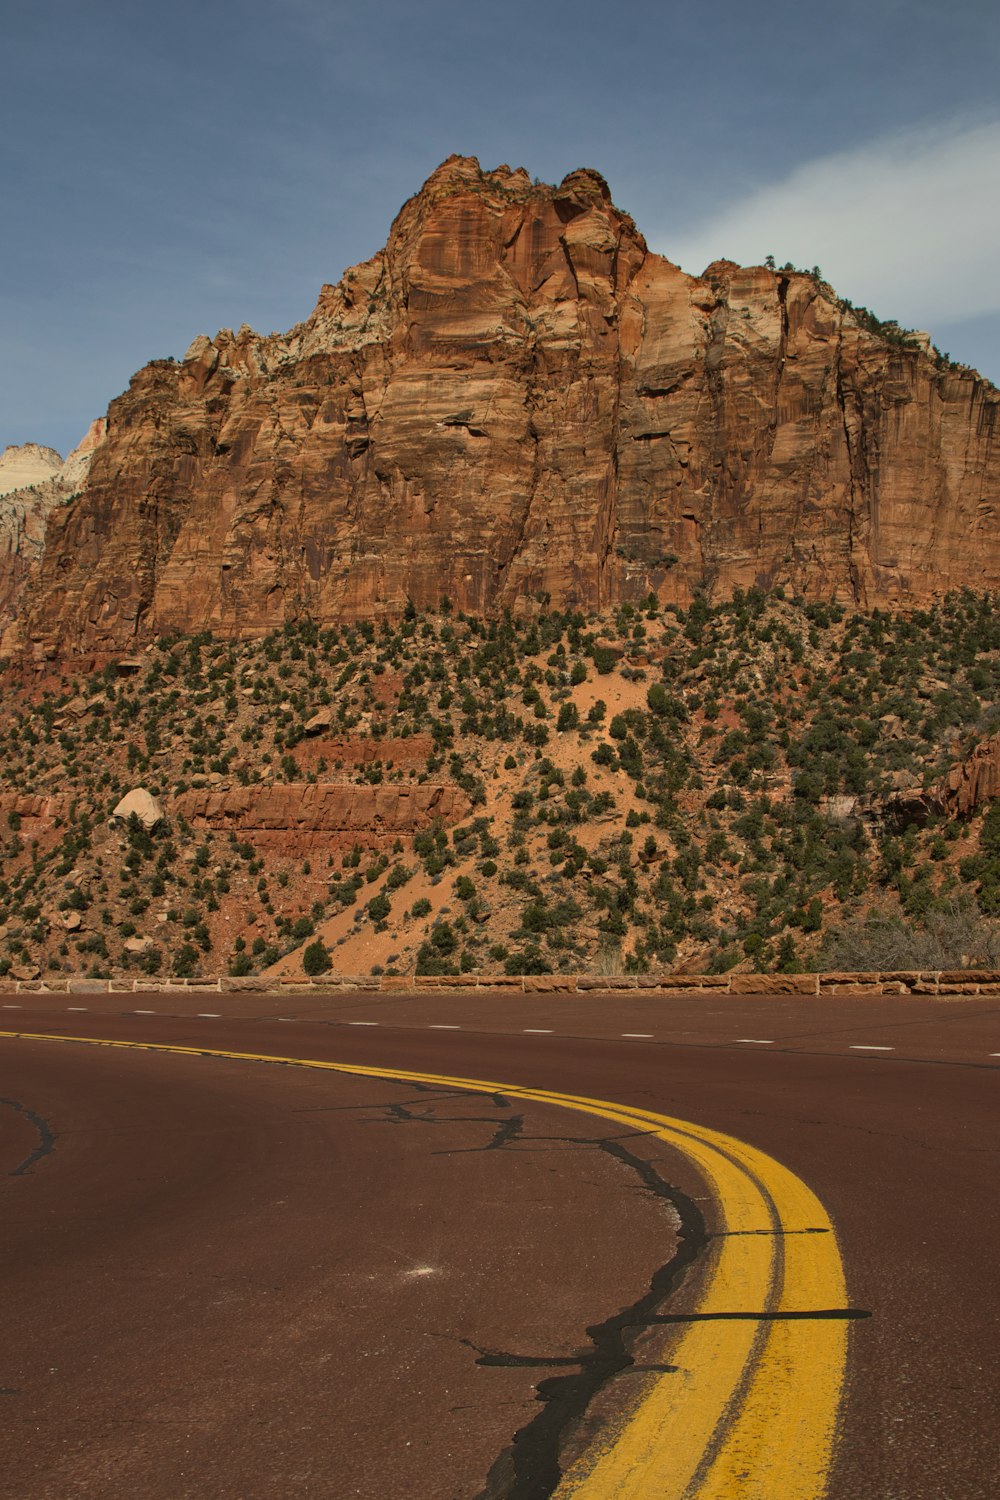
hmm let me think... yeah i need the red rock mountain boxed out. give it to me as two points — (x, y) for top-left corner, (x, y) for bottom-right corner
(11, 157), (1000, 656)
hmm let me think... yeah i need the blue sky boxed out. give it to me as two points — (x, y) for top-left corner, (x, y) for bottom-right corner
(3, 0), (999, 455)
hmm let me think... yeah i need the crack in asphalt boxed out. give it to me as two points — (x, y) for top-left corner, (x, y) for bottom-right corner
(0, 1096), (56, 1176)
(381, 1099), (527, 1153)
(378, 1090), (709, 1497)
(470, 1129), (708, 1500)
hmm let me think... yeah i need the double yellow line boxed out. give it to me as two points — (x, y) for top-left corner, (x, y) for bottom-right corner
(2, 1030), (850, 1498)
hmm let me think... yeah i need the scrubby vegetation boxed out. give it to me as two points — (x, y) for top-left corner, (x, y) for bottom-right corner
(0, 587), (998, 981)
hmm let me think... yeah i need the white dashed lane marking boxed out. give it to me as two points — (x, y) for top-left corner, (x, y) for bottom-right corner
(622, 1032), (653, 1039)
(133, 1009), (156, 1015)
(735, 1038), (774, 1044)
(347, 1020), (379, 1026)
(524, 1028), (553, 1034)
(2, 1004), (21, 1009)
(197, 1013), (221, 1018)
(67, 1006), (88, 1012)
(429, 1024), (460, 1030)
(851, 1044), (894, 1051)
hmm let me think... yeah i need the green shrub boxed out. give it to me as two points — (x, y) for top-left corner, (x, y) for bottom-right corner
(504, 944), (552, 975)
(415, 944), (457, 976)
(174, 942), (199, 977)
(647, 681), (669, 716)
(367, 892), (391, 922)
(430, 922), (457, 955)
(303, 940), (332, 976)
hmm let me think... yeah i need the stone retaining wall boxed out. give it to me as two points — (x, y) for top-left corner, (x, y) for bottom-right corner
(6, 970), (1000, 997)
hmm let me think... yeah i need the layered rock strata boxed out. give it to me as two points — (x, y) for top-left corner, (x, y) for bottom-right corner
(13, 158), (1000, 656)
(174, 781), (469, 849)
(0, 780), (468, 852)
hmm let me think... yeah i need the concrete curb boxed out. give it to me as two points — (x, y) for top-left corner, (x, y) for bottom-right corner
(8, 969), (1000, 997)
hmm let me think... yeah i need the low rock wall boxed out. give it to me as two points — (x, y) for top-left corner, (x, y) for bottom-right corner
(6, 969), (1000, 997)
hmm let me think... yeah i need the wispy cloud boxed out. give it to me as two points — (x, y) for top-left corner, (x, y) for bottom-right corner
(660, 117), (1000, 331)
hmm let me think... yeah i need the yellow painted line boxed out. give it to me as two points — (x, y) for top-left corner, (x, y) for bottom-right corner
(0, 1029), (849, 1498)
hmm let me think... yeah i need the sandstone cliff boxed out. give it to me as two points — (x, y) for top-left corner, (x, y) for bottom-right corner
(174, 781), (469, 851)
(0, 421), (106, 632)
(13, 158), (1000, 656)
(877, 729), (1000, 828)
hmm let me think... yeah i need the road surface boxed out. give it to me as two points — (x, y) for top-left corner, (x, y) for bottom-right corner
(1, 987), (997, 1497)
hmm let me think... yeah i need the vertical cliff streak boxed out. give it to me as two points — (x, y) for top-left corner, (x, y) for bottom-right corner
(701, 287), (730, 596)
(834, 319), (865, 607)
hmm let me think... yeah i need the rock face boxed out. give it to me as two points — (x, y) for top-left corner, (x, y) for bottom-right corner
(0, 780), (469, 850)
(174, 781), (469, 849)
(0, 421), (106, 636)
(936, 732), (1000, 817)
(870, 730), (1000, 828)
(12, 157), (1000, 656)
(0, 792), (77, 829)
(0, 443), (63, 496)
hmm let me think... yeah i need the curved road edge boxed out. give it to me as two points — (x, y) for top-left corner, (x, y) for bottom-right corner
(1, 1027), (856, 1499)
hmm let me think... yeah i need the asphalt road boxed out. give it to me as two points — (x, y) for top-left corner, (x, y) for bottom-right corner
(2, 987), (998, 1499)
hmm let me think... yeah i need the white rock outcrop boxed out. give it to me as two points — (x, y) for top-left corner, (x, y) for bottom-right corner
(0, 442), (63, 497)
(112, 788), (166, 830)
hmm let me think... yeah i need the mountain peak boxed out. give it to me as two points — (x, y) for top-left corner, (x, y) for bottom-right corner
(0, 443), (63, 497)
(7, 160), (1000, 656)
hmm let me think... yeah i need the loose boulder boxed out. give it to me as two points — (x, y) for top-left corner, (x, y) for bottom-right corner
(111, 787), (165, 830)
(304, 707), (334, 735)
